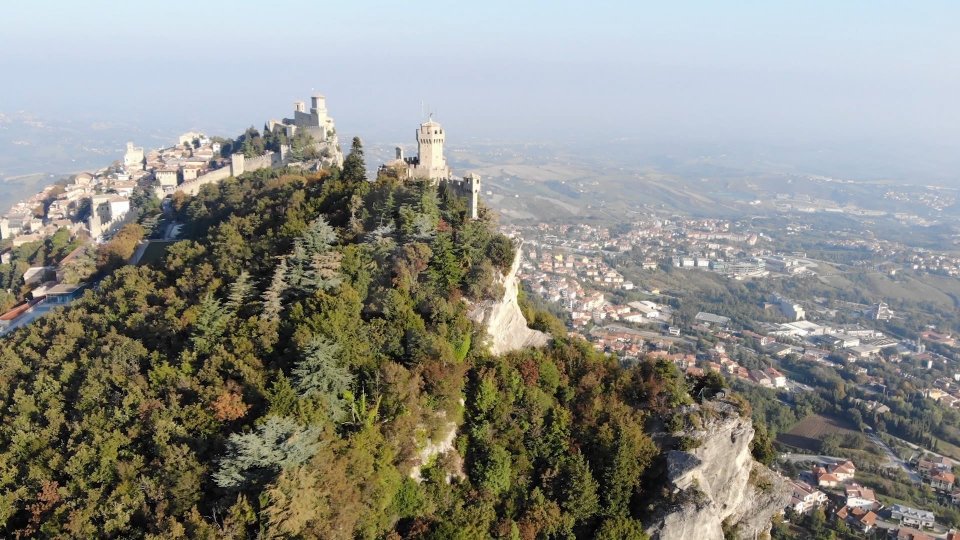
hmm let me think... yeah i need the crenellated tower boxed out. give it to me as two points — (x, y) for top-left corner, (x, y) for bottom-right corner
(413, 117), (451, 182)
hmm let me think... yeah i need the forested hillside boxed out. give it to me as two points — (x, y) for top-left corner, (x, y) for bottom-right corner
(0, 148), (711, 539)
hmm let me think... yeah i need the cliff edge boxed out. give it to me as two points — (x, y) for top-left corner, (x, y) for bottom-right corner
(469, 244), (549, 356)
(646, 399), (791, 540)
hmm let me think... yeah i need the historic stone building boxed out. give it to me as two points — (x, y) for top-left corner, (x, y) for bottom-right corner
(382, 117), (481, 219)
(265, 94), (343, 167)
(123, 142), (144, 171)
(268, 94), (335, 142)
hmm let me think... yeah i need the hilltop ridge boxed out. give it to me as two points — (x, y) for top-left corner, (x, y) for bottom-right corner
(0, 117), (784, 539)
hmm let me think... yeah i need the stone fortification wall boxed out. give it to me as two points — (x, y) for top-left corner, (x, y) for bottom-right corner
(243, 153), (278, 172)
(177, 167), (232, 196)
(175, 152), (282, 196)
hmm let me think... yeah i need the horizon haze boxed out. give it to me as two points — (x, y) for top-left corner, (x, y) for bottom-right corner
(1, 1), (958, 188)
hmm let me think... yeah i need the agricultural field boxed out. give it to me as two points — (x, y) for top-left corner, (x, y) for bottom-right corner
(776, 414), (860, 452)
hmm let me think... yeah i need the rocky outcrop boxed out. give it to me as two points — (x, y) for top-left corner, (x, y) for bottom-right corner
(469, 245), (549, 356)
(408, 418), (463, 483)
(646, 399), (791, 540)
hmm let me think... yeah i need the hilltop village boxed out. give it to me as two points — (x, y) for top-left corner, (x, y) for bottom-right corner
(0, 94), (483, 336)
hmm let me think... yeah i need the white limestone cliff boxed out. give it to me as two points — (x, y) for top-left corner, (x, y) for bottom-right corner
(646, 399), (791, 540)
(469, 244), (549, 356)
(409, 247), (548, 484)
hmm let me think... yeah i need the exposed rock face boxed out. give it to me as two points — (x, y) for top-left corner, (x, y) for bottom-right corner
(646, 400), (791, 540)
(469, 245), (549, 356)
(316, 132), (344, 169)
(408, 419), (463, 483)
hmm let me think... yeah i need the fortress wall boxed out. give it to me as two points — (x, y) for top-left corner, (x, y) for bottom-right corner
(173, 151), (283, 197)
(176, 167), (232, 196)
(244, 153), (276, 172)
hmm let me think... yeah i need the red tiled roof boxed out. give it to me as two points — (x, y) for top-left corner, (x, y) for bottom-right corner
(0, 302), (33, 321)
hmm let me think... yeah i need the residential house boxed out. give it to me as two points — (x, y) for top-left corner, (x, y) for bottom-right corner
(845, 483), (877, 509)
(889, 504), (935, 529)
(895, 528), (934, 540)
(812, 466), (840, 488)
(0, 301), (36, 332)
(918, 455), (952, 478)
(831, 460), (856, 482)
(788, 480), (827, 515)
(853, 509), (877, 533)
(931, 470), (955, 492)
(750, 370), (775, 388)
(22, 266), (54, 287)
(45, 283), (87, 305)
(836, 506), (877, 533)
(764, 367), (787, 388)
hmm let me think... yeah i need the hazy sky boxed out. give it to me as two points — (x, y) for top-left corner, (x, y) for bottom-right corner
(2, 1), (959, 175)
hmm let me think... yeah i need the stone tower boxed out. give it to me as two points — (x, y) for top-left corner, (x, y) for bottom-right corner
(414, 117), (450, 182)
(311, 95), (327, 119)
(464, 173), (481, 220)
(230, 153), (245, 176)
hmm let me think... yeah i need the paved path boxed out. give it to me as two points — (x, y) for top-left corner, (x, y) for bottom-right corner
(778, 453), (846, 466)
(884, 432), (953, 464)
(868, 433), (922, 484)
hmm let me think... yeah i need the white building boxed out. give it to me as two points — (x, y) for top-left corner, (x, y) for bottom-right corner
(845, 484), (877, 510)
(789, 480), (828, 515)
(889, 504), (935, 529)
(123, 142), (145, 171)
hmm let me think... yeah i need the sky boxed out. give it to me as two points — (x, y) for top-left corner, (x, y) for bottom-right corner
(1, 1), (959, 180)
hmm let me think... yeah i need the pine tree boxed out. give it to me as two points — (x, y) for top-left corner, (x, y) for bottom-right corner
(555, 453), (599, 523)
(292, 336), (353, 422)
(429, 231), (464, 292)
(348, 193), (364, 235)
(301, 217), (337, 256)
(341, 137), (367, 183)
(226, 270), (253, 313)
(286, 240), (310, 292)
(213, 416), (322, 489)
(190, 293), (230, 357)
(376, 190), (396, 227)
(262, 258), (288, 322)
(307, 251), (343, 292)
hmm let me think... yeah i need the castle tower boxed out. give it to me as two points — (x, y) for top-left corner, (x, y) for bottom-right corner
(311, 95), (327, 118)
(294, 101), (305, 113)
(230, 153), (245, 177)
(415, 117), (450, 182)
(464, 173), (481, 220)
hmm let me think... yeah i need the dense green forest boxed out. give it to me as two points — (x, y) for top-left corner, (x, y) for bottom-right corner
(0, 145), (709, 538)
